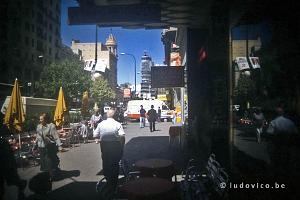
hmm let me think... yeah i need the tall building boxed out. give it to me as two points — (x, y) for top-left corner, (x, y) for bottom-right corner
(140, 52), (156, 98)
(71, 33), (118, 91)
(0, 0), (62, 99)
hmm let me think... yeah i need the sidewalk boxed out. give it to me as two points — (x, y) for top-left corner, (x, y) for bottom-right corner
(15, 122), (187, 199)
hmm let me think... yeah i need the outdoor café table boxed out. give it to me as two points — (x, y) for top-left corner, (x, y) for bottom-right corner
(62, 127), (72, 132)
(134, 158), (175, 180)
(119, 177), (177, 200)
(169, 124), (183, 147)
(58, 128), (72, 148)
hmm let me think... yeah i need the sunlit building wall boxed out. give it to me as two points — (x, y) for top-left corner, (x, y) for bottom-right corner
(71, 34), (118, 90)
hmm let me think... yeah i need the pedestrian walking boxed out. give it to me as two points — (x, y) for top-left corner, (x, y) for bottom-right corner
(139, 105), (146, 128)
(80, 120), (88, 143)
(266, 105), (298, 180)
(147, 105), (157, 132)
(35, 113), (62, 180)
(157, 107), (162, 122)
(172, 109), (177, 124)
(90, 109), (102, 144)
(93, 109), (125, 195)
(253, 108), (265, 143)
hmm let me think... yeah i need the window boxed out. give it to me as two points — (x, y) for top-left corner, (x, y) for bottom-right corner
(24, 52), (28, 60)
(31, 39), (34, 47)
(31, 54), (35, 62)
(49, 23), (52, 31)
(31, 24), (35, 32)
(36, 40), (43, 52)
(36, 26), (43, 39)
(56, 3), (60, 13)
(49, 47), (52, 55)
(25, 22), (30, 31)
(36, 12), (43, 25)
(49, 35), (52, 42)
(162, 105), (168, 110)
(55, 28), (59, 36)
(25, 36), (29, 45)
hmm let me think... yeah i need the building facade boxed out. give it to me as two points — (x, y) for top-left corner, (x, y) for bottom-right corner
(70, 34), (118, 91)
(140, 52), (156, 99)
(0, 0), (62, 99)
(232, 37), (261, 59)
(232, 37), (262, 87)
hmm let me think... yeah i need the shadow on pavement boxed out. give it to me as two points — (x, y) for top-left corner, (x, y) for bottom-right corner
(52, 170), (81, 182)
(233, 146), (270, 180)
(49, 181), (98, 200)
(123, 136), (185, 174)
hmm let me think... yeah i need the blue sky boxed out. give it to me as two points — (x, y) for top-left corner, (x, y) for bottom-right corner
(61, 0), (165, 85)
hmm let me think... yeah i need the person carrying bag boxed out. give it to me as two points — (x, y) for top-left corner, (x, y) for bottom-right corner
(35, 113), (62, 180)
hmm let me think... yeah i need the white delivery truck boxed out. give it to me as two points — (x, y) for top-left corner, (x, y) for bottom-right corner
(125, 99), (173, 121)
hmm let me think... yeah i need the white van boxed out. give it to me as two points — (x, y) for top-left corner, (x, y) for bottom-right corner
(125, 99), (172, 121)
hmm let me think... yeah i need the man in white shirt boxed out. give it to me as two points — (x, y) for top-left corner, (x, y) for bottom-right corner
(93, 109), (125, 192)
(266, 105), (298, 179)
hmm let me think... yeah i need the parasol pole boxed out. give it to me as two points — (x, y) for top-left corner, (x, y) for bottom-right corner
(18, 132), (22, 164)
(19, 133), (21, 150)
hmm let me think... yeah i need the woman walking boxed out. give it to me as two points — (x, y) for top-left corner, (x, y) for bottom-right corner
(35, 113), (62, 180)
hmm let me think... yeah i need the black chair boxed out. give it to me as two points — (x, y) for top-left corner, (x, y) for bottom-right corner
(180, 154), (229, 200)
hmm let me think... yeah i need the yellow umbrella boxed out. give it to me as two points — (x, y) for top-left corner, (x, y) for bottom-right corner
(81, 91), (89, 118)
(54, 87), (67, 126)
(3, 79), (25, 133)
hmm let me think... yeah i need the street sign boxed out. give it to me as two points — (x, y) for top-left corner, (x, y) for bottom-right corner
(236, 57), (250, 70)
(249, 57), (260, 69)
(84, 59), (107, 72)
(151, 66), (184, 88)
(123, 88), (131, 98)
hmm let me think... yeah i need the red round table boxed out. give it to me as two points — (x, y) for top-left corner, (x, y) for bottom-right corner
(119, 177), (177, 200)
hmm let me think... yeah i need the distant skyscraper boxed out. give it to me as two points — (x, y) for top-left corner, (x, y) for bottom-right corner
(140, 52), (156, 98)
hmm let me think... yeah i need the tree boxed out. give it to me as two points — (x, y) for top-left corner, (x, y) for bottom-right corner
(90, 76), (116, 107)
(234, 73), (256, 109)
(35, 59), (92, 107)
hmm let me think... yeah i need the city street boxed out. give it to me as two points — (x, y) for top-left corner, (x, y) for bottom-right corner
(16, 121), (185, 199)
(233, 127), (270, 164)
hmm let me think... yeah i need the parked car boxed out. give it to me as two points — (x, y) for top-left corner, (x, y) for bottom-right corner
(239, 118), (253, 125)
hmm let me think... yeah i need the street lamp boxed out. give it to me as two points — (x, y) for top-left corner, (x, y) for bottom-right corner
(120, 52), (136, 97)
(91, 25), (99, 81)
